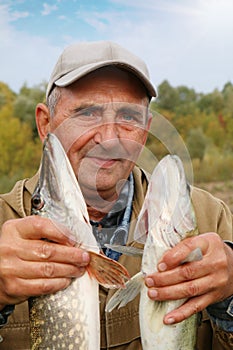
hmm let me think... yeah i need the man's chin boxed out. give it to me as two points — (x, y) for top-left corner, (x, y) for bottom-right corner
(79, 177), (116, 193)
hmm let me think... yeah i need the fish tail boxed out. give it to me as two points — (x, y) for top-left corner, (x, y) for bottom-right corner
(87, 251), (130, 289)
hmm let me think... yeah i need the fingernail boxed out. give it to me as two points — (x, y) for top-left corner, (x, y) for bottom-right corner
(82, 252), (90, 263)
(166, 317), (175, 325)
(149, 289), (158, 298)
(145, 277), (154, 287)
(158, 262), (167, 272)
(79, 267), (86, 276)
(68, 236), (76, 246)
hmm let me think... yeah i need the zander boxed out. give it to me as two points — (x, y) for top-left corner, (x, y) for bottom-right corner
(106, 155), (202, 350)
(29, 133), (129, 350)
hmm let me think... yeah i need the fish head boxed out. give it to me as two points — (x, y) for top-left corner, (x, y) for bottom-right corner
(157, 155), (196, 243)
(134, 155), (197, 248)
(31, 133), (98, 250)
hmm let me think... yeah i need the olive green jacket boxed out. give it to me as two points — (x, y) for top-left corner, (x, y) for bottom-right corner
(0, 167), (233, 349)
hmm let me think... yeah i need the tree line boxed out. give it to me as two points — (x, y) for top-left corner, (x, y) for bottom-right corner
(0, 79), (233, 192)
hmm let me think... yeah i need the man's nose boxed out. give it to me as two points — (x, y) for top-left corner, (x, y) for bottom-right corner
(93, 122), (119, 144)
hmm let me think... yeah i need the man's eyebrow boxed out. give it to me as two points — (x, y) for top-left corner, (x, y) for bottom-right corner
(71, 103), (96, 113)
(117, 106), (143, 115)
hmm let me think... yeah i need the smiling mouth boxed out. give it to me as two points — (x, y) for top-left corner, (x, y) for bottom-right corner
(89, 156), (120, 168)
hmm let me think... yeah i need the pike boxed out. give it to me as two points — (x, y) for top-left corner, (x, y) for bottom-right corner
(29, 133), (129, 350)
(106, 155), (202, 349)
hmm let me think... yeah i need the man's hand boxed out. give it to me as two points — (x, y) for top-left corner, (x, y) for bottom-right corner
(0, 216), (90, 309)
(145, 232), (233, 325)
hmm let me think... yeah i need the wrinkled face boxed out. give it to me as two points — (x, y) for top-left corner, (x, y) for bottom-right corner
(47, 67), (151, 208)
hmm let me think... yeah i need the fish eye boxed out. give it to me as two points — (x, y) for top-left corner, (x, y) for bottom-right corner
(31, 194), (44, 210)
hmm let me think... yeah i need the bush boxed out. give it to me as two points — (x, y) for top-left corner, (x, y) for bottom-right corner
(192, 154), (233, 182)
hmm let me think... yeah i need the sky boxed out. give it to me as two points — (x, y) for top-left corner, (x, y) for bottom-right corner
(0, 0), (233, 94)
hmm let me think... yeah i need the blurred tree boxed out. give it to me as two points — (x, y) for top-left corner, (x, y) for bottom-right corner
(13, 82), (46, 138)
(218, 112), (233, 152)
(197, 89), (224, 115)
(155, 80), (179, 110)
(174, 85), (198, 115)
(0, 105), (41, 179)
(197, 93), (214, 114)
(222, 82), (233, 118)
(205, 113), (226, 149)
(0, 82), (16, 109)
(211, 89), (224, 114)
(186, 128), (207, 162)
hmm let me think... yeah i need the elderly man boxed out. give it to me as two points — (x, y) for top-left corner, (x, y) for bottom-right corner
(0, 41), (233, 349)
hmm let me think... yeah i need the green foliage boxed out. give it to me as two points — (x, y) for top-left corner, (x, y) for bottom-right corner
(186, 128), (207, 162)
(155, 80), (179, 110)
(149, 79), (233, 182)
(0, 108), (41, 192)
(0, 83), (42, 192)
(13, 82), (46, 138)
(192, 153), (233, 183)
(0, 82), (16, 109)
(222, 82), (233, 118)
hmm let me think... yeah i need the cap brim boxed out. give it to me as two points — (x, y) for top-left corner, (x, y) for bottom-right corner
(53, 60), (157, 98)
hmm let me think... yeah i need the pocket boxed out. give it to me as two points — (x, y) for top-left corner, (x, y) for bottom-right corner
(0, 302), (30, 350)
(100, 291), (141, 349)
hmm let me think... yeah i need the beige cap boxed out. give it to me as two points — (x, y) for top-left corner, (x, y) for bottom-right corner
(46, 41), (156, 99)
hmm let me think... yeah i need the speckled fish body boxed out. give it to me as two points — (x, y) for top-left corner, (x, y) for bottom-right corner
(29, 133), (100, 350)
(30, 133), (129, 350)
(106, 155), (200, 349)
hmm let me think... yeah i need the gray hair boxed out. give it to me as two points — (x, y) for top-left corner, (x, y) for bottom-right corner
(46, 86), (62, 117)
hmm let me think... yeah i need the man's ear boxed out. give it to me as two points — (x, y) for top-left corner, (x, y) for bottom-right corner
(35, 103), (51, 142)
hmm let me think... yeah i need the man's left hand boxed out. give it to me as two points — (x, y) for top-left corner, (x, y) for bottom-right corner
(145, 232), (233, 324)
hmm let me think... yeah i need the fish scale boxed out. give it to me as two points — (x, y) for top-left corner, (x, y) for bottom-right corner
(29, 133), (129, 349)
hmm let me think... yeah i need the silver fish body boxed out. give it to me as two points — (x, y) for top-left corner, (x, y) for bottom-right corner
(30, 133), (129, 350)
(106, 155), (200, 349)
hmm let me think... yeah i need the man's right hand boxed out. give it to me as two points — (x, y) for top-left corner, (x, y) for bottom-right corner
(0, 216), (90, 309)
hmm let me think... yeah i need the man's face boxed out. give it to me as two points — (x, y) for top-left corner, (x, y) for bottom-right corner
(48, 67), (151, 208)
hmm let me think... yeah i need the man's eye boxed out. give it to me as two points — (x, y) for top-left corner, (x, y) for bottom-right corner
(73, 107), (102, 120)
(122, 114), (134, 121)
(118, 112), (142, 124)
(81, 110), (95, 117)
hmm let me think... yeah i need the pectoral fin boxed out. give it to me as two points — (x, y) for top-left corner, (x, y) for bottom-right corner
(181, 247), (203, 264)
(104, 244), (143, 257)
(87, 251), (130, 289)
(106, 272), (144, 312)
